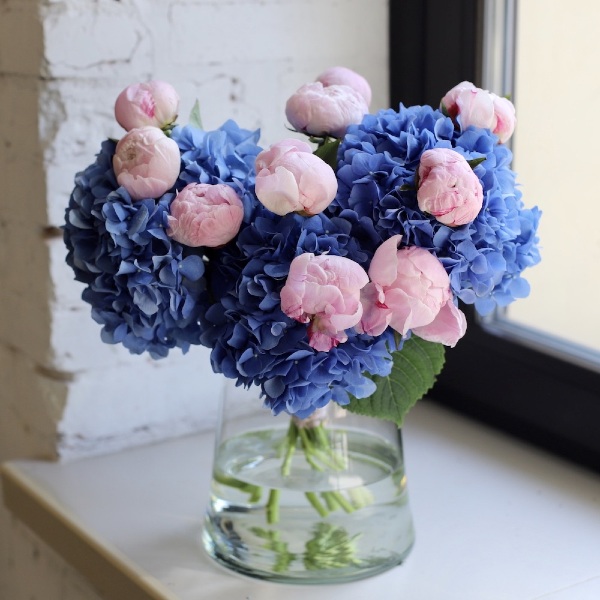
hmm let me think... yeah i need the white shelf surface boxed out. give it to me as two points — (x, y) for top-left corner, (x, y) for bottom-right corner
(3, 401), (600, 600)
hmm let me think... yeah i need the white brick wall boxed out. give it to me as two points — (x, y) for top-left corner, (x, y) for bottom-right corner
(1, 0), (388, 597)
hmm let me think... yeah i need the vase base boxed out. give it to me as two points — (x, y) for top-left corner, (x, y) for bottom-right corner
(202, 515), (414, 584)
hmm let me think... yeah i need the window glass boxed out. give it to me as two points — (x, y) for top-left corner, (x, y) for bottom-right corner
(488, 0), (600, 365)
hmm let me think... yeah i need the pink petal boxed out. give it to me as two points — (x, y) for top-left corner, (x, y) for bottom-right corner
(412, 301), (467, 347)
(368, 235), (402, 287)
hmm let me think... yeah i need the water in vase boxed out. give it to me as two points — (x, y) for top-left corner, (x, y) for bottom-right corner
(202, 424), (415, 583)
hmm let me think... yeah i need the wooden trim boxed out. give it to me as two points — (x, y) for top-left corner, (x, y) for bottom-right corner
(1, 463), (176, 600)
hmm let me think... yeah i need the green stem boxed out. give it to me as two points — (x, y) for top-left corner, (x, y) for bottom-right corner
(213, 472), (262, 502)
(298, 428), (325, 471)
(266, 489), (281, 525)
(322, 491), (340, 511)
(281, 422), (299, 476)
(305, 492), (329, 518)
(265, 413), (374, 526)
(330, 491), (355, 514)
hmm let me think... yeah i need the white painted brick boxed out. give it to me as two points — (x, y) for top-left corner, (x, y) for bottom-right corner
(2, 0), (389, 594)
(56, 347), (224, 459)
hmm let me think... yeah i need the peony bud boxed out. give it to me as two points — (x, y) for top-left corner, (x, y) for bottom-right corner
(491, 94), (516, 144)
(441, 81), (516, 143)
(285, 82), (368, 138)
(417, 148), (483, 226)
(280, 253), (369, 352)
(358, 235), (466, 347)
(316, 66), (372, 106)
(167, 183), (244, 247)
(113, 126), (181, 201)
(115, 80), (180, 131)
(255, 138), (338, 216)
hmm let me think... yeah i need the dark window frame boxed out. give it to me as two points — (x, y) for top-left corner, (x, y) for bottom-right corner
(389, 0), (600, 473)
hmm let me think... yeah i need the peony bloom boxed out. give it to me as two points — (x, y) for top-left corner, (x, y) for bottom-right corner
(255, 138), (338, 216)
(491, 94), (516, 144)
(280, 253), (369, 352)
(285, 82), (368, 138)
(441, 81), (516, 143)
(167, 183), (244, 247)
(358, 235), (466, 347)
(316, 66), (372, 106)
(115, 80), (180, 131)
(417, 148), (483, 226)
(113, 126), (181, 200)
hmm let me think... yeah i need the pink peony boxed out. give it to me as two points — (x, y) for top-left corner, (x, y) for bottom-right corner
(417, 148), (483, 226)
(115, 80), (180, 131)
(441, 81), (516, 143)
(491, 94), (516, 144)
(358, 235), (466, 347)
(280, 253), (369, 352)
(316, 66), (372, 106)
(167, 183), (244, 247)
(285, 82), (368, 138)
(255, 139), (338, 216)
(113, 126), (181, 201)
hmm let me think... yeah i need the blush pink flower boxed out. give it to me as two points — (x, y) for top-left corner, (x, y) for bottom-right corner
(358, 235), (466, 347)
(113, 126), (181, 201)
(255, 139), (338, 216)
(417, 148), (483, 226)
(285, 82), (368, 138)
(491, 94), (516, 144)
(115, 80), (180, 131)
(441, 81), (516, 143)
(280, 253), (369, 352)
(167, 183), (244, 247)
(316, 66), (372, 106)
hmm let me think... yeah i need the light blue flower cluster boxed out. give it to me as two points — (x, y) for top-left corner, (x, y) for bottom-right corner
(198, 207), (398, 417)
(64, 104), (540, 417)
(332, 104), (541, 315)
(64, 121), (260, 358)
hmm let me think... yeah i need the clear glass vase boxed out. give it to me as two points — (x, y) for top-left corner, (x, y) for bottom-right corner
(202, 381), (415, 584)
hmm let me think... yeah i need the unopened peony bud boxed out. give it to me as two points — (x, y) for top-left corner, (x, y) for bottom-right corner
(491, 94), (516, 144)
(417, 148), (483, 226)
(167, 183), (244, 247)
(441, 81), (516, 143)
(113, 126), (181, 201)
(285, 82), (368, 138)
(115, 80), (180, 131)
(280, 253), (369, 352)
(316, 66), (372, 106)
(255, 139), (338, 216)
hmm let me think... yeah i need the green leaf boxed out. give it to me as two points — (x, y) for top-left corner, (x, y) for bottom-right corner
(313, 138), (341, 170)
(467, 156), (486, 169)
(189, 100), (203, 129)
(345, 337), (445, 426)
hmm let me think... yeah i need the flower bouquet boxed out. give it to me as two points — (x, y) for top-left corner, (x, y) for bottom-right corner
(64, 70), (541, 582)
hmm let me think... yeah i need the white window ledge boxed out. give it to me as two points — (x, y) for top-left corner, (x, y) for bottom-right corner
(2, 401), (600, 600)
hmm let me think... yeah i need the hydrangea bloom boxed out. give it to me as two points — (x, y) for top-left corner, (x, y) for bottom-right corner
(330, 104), (541, 315)
(64, 98), (541, 418)
(64, 120), (262, 358)
(198, 203), (399, 417)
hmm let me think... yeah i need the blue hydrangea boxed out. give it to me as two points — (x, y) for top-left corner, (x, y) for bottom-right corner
(330, 104), (541, 315)
(64, 121), (262, 358)
(198, 204), (398, 418)
(64, 108), (541, 418)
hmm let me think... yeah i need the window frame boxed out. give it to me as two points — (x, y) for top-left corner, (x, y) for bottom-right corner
(389, 0), (600, 473)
